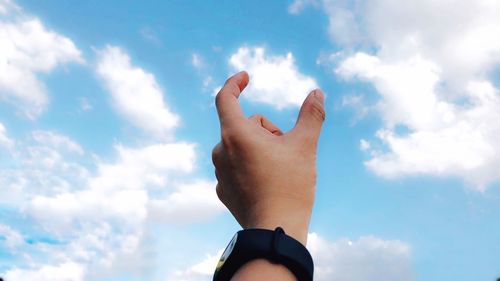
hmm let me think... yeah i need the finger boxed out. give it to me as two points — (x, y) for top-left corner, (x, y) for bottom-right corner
(289, 89), (326, 143)
(248, 114), (283, 136)
(215, 71), (249, 126)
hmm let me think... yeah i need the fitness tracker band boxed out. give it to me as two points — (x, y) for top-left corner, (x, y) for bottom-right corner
(213, 227), (314, 281)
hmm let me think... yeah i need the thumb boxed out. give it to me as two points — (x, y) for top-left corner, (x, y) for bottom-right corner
(290, 89), (326, 144)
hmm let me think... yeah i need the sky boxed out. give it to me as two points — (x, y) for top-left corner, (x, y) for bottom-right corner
(0, 0), (499, 280)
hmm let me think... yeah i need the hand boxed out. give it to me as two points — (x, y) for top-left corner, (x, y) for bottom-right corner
(212, 71), (325, 245)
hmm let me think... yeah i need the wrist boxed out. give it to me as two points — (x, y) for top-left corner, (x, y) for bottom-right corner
(244, 199), (312, 245)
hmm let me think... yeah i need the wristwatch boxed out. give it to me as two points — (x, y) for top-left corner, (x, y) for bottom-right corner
(213, 227), (314, 281)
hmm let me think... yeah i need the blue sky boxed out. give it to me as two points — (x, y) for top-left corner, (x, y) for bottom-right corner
(0, 0), (499, 280)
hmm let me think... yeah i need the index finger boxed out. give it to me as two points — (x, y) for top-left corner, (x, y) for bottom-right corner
(215, 71), (249, 126)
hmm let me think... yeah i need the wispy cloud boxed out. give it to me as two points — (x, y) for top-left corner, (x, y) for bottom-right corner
(96, 46), (179, 139)
(0, 5), (83, 118)
(0, 122), (14, 148)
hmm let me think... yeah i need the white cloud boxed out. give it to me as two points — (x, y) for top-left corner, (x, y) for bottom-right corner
(211, 86), (221, 97)
(337, 53), (453, 131)
(96, 46), (179, 139)
(359, 139), (370, 151)
(89, 143), (195, 191)
(0, 224), (24, 249)
(202, 76), (213, 88)
(3, 262), (86, 281)
(3, 140), (219, 280)
(202, 76), (215, 94)
(149, 180), (224, 223)
(341, 93), (372, 123)
(0, 122), (13, 148)
(0, 125), (219, 278)
(0, 130), (89, 204)
(324, 3), (363, 46)
(169, 250), (222, 281)
(28, 187), (149, 229)
(0, 0), (18, 15)
(308, 233), (414, 281)
(191, 53), (204, 69)
(288, 0), (319, 14)
(172, 233), (413, 281)
(317, 0), (500, 189)
(32, 130), (84, 155)
(0, 37), (223, 278)
(27, 142), (197, 228)
(1, 3), (222, 281)
(17, 140), (220, 277)
(229, 46), (318, 109)
(0, 7), (83, 118)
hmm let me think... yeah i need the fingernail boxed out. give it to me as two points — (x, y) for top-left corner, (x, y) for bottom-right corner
(313, 89), (324, 103)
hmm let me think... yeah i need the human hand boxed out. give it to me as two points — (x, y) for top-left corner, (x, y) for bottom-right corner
(212, 71), (325, 245)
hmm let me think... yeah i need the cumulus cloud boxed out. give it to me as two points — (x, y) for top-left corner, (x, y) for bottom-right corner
(0, 133), (222, 279)
(0, 47), (223, 280)
(172, 233), (413, 281)
(0, 38), (223, 272)
(96, 46), (179, 139)
(27, 143), (197, 228)
(0, 4), (83, 118)
(1, 44), (223, 278)
(88, 143), (195, 192)
(305, 0), (500, 190)
(229, 46), (318, 109)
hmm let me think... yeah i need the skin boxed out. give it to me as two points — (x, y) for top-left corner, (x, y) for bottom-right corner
(212, 71), (325, 280)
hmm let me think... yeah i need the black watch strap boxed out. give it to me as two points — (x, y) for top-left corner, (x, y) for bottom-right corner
(213, 227), (314, 281)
